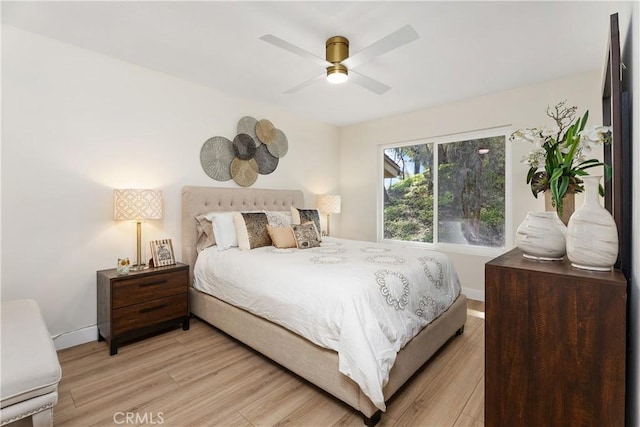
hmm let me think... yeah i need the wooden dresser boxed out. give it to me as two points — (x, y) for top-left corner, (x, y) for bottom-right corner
(97, 263), (189, 355)
(485, 248), (627, 426)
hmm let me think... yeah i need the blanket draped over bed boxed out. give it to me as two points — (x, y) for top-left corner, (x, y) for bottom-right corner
(194, 237), (461, 410)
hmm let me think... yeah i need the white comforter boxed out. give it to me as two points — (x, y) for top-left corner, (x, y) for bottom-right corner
(193, 237), (461, 410)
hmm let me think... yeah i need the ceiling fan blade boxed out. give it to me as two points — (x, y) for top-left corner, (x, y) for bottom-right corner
(283, 73), (325, 94)
(342, 25), (419, 69)
(349, 70), (390, 95)
(260, 34), (331, 68)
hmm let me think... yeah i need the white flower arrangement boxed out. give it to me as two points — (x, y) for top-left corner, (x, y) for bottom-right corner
(510, 101), (611, 216)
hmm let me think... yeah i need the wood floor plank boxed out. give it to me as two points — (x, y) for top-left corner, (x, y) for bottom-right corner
(462, 376), (484, 421)
(52, 303), (485, 427)
(238, 376), (318, 426)
(273, 393), (361, 427)
(385, 309), (481, 420)
(55, 373), (180, 426)
(467, 322), (485, 348)
(393, 341), (484, 427)
(453, 413), (485, 427)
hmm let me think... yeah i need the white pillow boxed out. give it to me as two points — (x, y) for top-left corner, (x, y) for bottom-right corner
(264, 210), (293, 227)
(209, 212), (238, 250)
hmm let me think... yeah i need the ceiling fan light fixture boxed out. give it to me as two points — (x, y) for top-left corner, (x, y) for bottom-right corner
(326, 64), (348, 84)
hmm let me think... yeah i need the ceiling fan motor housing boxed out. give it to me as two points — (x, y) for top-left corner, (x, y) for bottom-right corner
(326, 36), (349, 63)
(326, 36), (349, 80)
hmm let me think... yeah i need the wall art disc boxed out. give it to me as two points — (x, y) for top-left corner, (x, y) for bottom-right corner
(230, 158), (259, 187)
(200, 136), (233, 181)
(267, 129), (288, 158)
(256, 119), (276, 144)
(254, 144), (279, 174)
(237, 116), (260, 147)
(233, 133), (257, 160)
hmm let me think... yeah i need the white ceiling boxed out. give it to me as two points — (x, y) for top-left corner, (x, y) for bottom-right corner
(1, 1), (618, 126)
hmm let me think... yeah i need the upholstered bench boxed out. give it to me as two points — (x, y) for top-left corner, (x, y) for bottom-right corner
(1, 300), (62, 427)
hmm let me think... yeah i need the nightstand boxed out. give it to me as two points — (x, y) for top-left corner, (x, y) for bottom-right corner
(97, 263), (189, 355)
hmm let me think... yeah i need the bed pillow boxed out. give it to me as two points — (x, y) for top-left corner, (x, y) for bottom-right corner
(290, 207), (322, 239)
(291, 221), (321, 249)
(233, 212), (272, 250)
(264, 210), (293, 227)
(209, 212), (238, 250)
(266, 225), (297, 249)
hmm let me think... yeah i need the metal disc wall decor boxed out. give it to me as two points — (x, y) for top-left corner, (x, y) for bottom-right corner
(255, 144), (279, 174)
(200, 136), (234, 181)
(237, 116), (260, 147)
(256, 119), (276, 144)
(200, 116), (289, 186)
(230, 158), (259, 187)
(267, 129), (289, 158)
(233, 133), (257, 160)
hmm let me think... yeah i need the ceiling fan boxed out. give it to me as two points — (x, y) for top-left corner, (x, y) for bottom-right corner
(259, 25), (419, 95)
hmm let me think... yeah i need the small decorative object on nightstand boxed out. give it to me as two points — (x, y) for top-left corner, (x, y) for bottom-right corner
(97, 262), (189, 355)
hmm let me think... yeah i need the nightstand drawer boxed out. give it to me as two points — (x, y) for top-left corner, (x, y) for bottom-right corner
(112, 270), (187, 308)
(112, 293), (187, 335)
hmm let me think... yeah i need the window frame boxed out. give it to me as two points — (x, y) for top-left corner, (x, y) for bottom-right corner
(378, 126), (513, 257)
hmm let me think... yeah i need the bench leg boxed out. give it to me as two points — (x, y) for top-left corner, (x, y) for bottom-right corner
(31, 408), (53, 427)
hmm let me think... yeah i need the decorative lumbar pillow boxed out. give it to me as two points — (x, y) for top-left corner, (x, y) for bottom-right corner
(290, 207), (322, 239)
(233, 212), (272, 250)
(264, 210), (293, 227)
(291, 221), (321, 249)
(266, 225), (297, 249)
(209, 212), (238, 250)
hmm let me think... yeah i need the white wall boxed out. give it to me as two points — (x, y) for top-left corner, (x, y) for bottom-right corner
(1, 26), (340, 348)
(339, 71), (603, 299)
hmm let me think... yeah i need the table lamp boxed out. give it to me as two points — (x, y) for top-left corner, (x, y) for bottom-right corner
(113, 189), (163, 270)
(316, 194), (341, 236)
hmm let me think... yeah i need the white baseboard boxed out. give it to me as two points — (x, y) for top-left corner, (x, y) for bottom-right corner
(462, 287), (485, 302)
(53, 325), (97, 350)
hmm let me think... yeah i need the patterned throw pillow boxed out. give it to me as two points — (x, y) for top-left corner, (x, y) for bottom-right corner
(233, 212), (272, 250)
(291, 222), (321, 249)
(264, 210), (293, 227)
(290, 207), (322, 240)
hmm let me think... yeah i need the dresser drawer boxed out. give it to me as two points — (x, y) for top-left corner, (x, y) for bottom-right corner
(112, 293), (187, 335)
(112, 270), (187, 308)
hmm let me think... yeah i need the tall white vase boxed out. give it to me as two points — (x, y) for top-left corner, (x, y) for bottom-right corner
(566, 175), (618, 271)
(515, 211), (567, 260)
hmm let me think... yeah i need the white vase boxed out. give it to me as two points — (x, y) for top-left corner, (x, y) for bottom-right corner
(515, 211), (567, 260)
(566, 175), (618, 271)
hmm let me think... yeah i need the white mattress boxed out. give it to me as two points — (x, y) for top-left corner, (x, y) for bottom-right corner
(193, 237), (461, 410)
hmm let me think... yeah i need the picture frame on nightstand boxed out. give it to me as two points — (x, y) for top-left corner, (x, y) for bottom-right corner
(150, 238), (175, 267)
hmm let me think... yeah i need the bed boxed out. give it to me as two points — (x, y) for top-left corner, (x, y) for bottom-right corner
(181, 186), (467, 426)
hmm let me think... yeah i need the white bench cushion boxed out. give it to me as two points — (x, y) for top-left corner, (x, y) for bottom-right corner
(1, 300), (62, 409)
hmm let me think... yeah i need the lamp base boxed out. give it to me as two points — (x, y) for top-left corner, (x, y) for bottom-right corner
(130, 264), (148, 272)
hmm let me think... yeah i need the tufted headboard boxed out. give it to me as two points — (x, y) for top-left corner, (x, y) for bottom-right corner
(181, 186), (304, 280)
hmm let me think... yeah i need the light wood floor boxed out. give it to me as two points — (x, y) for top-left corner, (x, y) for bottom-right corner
(52, 300), (485, 427)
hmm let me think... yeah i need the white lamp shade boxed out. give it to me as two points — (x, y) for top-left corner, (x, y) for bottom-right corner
(317, 195), (341, 214)
(114, 189), (163, 221)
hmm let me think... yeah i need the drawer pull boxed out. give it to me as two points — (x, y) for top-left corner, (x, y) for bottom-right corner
(139, 304), (167, 314)
(139, 280), (167, 288)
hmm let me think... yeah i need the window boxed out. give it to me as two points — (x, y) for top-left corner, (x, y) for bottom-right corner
(381, 128), (508, 253)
